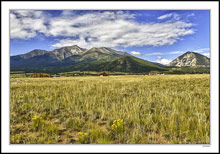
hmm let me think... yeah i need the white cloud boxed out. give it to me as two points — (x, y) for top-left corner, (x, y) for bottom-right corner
(157, 13), (180, 20)
(154, 55), (172, 65)
(131, 51), (142, 56)
(192, 48), (210, 54)
(50, 18), (194, 48)
(202, 52), (210, 58)
(168, 51), (185, 54)
(187, 13), (195, 18)
(196, 48), (210, 52)
(61, 10), (75, 16)
(145, 50), (185, 56)
(198, 48), (209, 51)
(51, 37), (90, 48)
(160, 59), (172, 65)
(10, 10), (195, 49)
(140, 47), (210, 58)
(157, 13), (173, 20)
(10, 10), (47, 39)
(154, 58), (172, 65)
(145, 52), (164, 56)
(13, 10), (44, 18)
(173, 13), (180, 20)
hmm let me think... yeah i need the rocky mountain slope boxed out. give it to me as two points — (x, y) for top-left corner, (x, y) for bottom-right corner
(168, 51), (210, 67)
(11, 49), (48, 60)
(10, 45), (87, 67)
(67, 55), (167, 73)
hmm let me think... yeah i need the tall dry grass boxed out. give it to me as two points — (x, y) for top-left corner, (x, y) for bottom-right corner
(10, 74), (210, 144)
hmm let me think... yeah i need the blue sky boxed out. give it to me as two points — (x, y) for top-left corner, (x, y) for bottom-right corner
(10, 10), (210, 64)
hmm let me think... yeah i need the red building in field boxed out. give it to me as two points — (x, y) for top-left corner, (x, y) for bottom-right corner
(32, 73), (51, 78)
(97, 72), (108, 77)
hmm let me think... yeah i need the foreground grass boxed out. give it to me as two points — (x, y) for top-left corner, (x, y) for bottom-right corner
(10, 74), (210, 144)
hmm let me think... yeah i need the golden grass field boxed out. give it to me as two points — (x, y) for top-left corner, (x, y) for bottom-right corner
(10, 74), (210, 144)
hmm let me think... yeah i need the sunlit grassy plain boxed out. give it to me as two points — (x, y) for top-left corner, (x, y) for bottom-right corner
(10, 74), (210, 144)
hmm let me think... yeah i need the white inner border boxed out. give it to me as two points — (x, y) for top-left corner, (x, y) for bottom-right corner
(1, 1), (219, 153)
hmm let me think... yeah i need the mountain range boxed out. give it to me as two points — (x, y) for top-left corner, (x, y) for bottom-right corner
(10, 45), (210, 73)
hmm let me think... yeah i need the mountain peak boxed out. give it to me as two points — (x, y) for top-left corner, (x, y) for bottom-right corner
(70, 45), (85, 49)
(59, 45), (86, 50)
(100, 47), (111, 50)
(185, 51), (194, 54)
(90, 47), (99, 50)
(168, 51), (210, 67)
(51, 45), (87, 60)
(85, 47), (128, 56)
(71, 45), (80, 47)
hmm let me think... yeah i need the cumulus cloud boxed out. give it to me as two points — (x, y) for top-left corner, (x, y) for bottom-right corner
(10, 10), (47, 39)
(131, 51), (142, 56)
(160, 59), (172, 65)
(51, 37), (91, 48)
(153, 55), (172, 65)
(51, 20), (194, 48)
(49, 11), (194, 48)
(10, 10), (195, 49)
(13, 10), (44, 18)
(154, 58), (172, 65)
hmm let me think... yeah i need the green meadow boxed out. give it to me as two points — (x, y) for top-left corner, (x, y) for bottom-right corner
(10, 74), (210, 144)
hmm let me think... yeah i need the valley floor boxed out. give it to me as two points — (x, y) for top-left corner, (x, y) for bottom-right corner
(10, 74), (210, 144)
